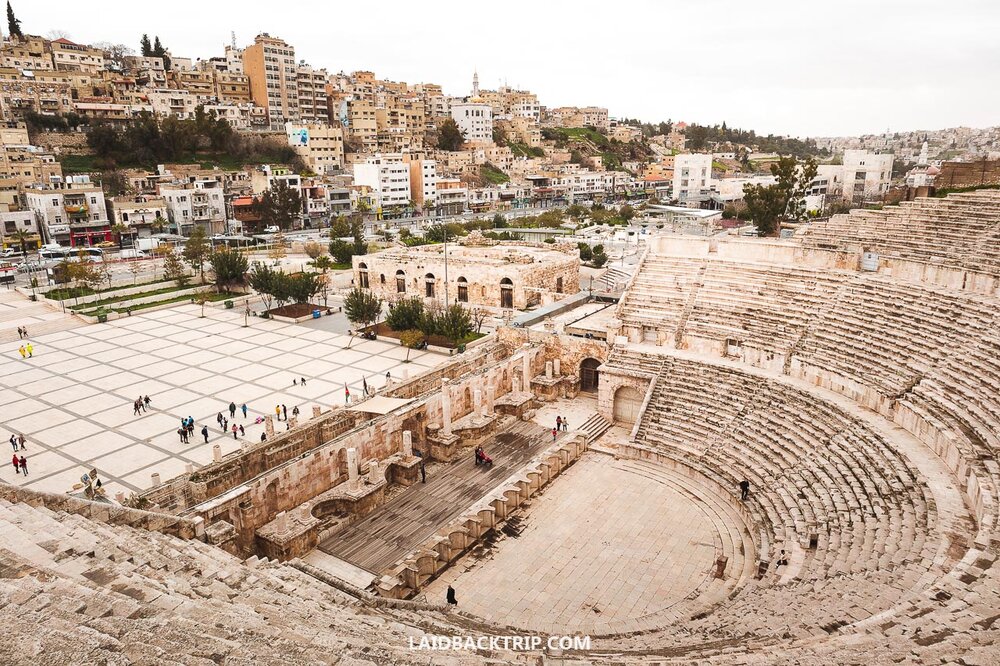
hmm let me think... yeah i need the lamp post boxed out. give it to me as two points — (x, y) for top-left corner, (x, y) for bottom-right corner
(442, 225), (449, 308)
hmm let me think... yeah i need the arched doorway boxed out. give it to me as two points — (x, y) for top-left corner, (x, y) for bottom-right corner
(457, 276), (469, 302)
(580, 358), (601, 393)
(425, 273), (436, 298)
(358, 262), (369, 289)
(500, 277), (514, 309)
(395, 270), (406, 293)
(613, 386), (644, 425)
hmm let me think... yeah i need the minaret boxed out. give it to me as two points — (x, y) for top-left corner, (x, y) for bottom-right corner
(918, 141), (929, 166)
(472, 69), (479, 97)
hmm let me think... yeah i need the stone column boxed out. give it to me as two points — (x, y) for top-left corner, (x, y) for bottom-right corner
(473, 389), (482, 417)
(545, 361), (553, 379)
(265, 415), (274, 438)
(275, 511), (288, 533)
(312, 405), (322, 419)
(554, 359), (561, 376)
(485, 385), (495, 416)
(212, 444), (222, 463)
(522, 352), (532, 384)
(150, 472), (161, 486)
(368, 460), (381, 485)
(513, 371), (522, 394)
(347, 447), (359, 490)
(402, 430), (413, 458)
(441, 379), (452, 436)
(289, 416), (298, 428)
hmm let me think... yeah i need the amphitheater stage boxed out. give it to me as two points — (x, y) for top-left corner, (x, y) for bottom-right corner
(316, 420), (557, 574)
(422, 450), (754, 634)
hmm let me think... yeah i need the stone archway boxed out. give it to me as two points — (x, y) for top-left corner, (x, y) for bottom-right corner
(580, 357), (601, 393)
(613, 386), (644, 425)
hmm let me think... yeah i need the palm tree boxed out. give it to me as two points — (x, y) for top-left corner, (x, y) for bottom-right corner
(110, 223), (132, 251)
(12, 229), (31, 256)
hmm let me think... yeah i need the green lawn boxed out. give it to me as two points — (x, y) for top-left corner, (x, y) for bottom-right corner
(481, 163), (510, 184)
(69, 283), (199, 311)
(57, 154), (101, 174)
(82, 291), (237, 316)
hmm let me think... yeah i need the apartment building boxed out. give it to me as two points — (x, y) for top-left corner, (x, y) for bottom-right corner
(159, 179), (226, 236)
(353, 154), (411, 209)
(673, 153), (714, 202)
(49, 38), (105, 73)
(450, 100), (493, 145)
(407, 159), (438, 207)
(0, 209), (41, 250)
(170, 69), (215, 98)
(241, 33), (299, 129)
(0, 69), (73, 118)
(0, 35), (53, 71)
(24, 176), (110, 247)
(296, 63), (330, 124)
(109, 195), (168, 237)
(286, 123), (345, 175)
(122, 55), (167, 87)
(211, 70), (251, 103)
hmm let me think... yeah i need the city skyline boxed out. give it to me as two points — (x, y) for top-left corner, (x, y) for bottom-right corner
(16, 0), (1000, 138)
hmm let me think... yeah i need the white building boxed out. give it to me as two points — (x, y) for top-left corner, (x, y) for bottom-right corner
(450, 100), (493, 146)
(353, 154), (412, 209)
(841, 149), (894, 202)
(24, 176), (109, 247)
(285, 123), (345, 175)
(159, 180), (226, 236)
(673, 154), (714, 202)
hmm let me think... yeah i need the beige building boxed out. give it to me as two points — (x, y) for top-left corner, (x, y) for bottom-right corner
(0, 35), (53, 71)
(354, 238), (580, 310)
(49, 38), (105, 73)
(295, 63), (329, 124)
(212, 70), (251, 103)
(241, 33), (299, 129)
(0, 69), (73, 118)
(286, 123), (344, 174)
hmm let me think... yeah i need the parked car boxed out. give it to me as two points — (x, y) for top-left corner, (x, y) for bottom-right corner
(120, 249), (147, 260)
(263, 225), (280, 234)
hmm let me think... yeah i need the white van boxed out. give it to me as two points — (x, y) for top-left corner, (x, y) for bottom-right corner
(120, 249), (147, 260)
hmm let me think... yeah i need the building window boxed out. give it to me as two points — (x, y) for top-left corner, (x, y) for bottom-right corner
(396, 270), (406, 293)
(358, 262), (369, 289)
(425, 273), (435, 298)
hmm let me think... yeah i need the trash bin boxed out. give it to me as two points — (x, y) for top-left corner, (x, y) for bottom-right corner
(312, 309), (321, 319)
(457, 344), (466, 354)
(225, 300), (234, 309)
(97, 312), (108, 323)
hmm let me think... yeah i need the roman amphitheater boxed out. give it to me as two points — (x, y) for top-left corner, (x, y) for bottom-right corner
(2, 191), (1000, 665)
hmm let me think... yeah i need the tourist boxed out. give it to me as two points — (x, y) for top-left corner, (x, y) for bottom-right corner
(420, 460), (426, 483)
(446, 585), (457, 606)
(9, 435), (17, 452)
(275, 405), (282, 421)
(187, 417), (195, 437)
(292, 406), (299, 418)
(201, 425), (209, 444)
(137, 396), (146, 413)
(222, 417), (228, 432)
(19, 455), (27, 475)
(133, 400), (142, 416)
(229, 402), (236, 419)
(385, 371), (391, 385)
(260, 432), (267, 442)
(562, 417), (568, 432)
(552, 427), (557, 442)
(300, 377), (307, 386)
(177, 428), (186, 444)
(18, 345), (26, 359)
(25, 342), (33, 357)
(344, 385), (350, 405)
(556, 416), (562, 431)
(776, 550), (788, 567)
(293, 378), (297, 385)
(282, 404), (288, 421)
(238, 425), (245, 437)
(143, 395), (151, 409)
(241, 403), (248, 419)
(216, 412), (224, 427)
(17, 434), (25, 451)
(16, 326), (23, 339)
(232, 424), (238, 439)
(739, 479), (750, 501)
(12, 453), (20, 475)
(20, 326), (27, 338)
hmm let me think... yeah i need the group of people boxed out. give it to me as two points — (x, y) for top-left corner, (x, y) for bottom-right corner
(551, 415), (570, 441)
(15, 326), (29, 339)
(474, 445), (493, 468)
(8, 434), (27, 477)
(178, 416), (197, 443)
(8, 433), (25, 451)
(17, 342), (34, 358)
(132, 395), (152, 416)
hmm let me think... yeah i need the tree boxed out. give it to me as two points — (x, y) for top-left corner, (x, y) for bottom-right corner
(311, 255), (334, 272)
(577, 242), (593, 261)
(743, 155), (818, 237)
(470, 307), (489, 334)
(618, 204), (636, 223)
(399, 329), (424, 362)
(435, 303), (473, 347)
(385, 297), (425, 332)
(6, 2), (22, 39)
(11, 228), (30, 256)
(316, 272), (332, 308)
(259, 180), (302, 231)
(437, 118), (465, 151)
(328, 239), (354, 265)
(271, 272), (292, 310)
(269, 230), (287, 260)
(140, 34), (152, 57)
(287, 272), (320, 304)
(303, 240), (323, 260)
(492, 125), (508, 147)
(182, 226), (210, 281)
(95, 42), (134, 72)
(591, 246), (609, 268)
(210, 246), (248, 293)
(110, 223), (132, 251)
(247, 263), (277, 313)
(344, 287), (383, 331)
(163, 250), (187, 286)
(129, 259), (142, 285)
(151, 36), (170, 71)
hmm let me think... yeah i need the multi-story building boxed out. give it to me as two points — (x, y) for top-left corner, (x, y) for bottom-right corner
(295, 63), (330, 124)
(286, 123), (345, 175)
(49, 38), (105, 73)
(0, 69), (73, 118)
(813, 150), (895, 203)
(159, 179), (226, 236)
(0, 35), (53, 71)
(0, 208), (41, 250)
(353, 154), (411, 210)
(109, 195), (168, 238)
(24, 176), (110, 247)
(450, 99), (493, 146)
(673, 153), (714, 203)
(170, 69), (215, 98)
(213, 70), (250, 103)
(241, 33), (299, 129)
(407, 159), (438, 208)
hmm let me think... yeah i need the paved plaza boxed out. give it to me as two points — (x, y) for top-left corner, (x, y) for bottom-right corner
(0, 302), (447, 496)
(424, 453), (727, 635)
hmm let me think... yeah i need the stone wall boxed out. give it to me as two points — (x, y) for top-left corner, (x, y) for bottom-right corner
(936, 160), (1000, 190)
(30, 130), (90, 155)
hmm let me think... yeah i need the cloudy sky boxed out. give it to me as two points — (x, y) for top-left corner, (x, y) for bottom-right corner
(17, 0), (999, 137)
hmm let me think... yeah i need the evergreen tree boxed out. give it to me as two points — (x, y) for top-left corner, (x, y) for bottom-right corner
(140, 34), (152, 57)
(152, 36), (170, 71)
(6, 1), (22, 39)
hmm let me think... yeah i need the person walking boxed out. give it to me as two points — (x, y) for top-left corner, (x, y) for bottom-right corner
(232, 424), (238, 439)
(229, 402), (236, 419)
(25, 342), (33, 358)
(281, 404), (288, 421)
(552, 427), (558, 442)
(177, 427), (186, 444)
(241, 403), (248, 419)
(216, 412), (224, 427)
(19, 455), (27, 476)
(18, 345), (26, 359)
(133, 400), (142, 416)
(238, 424), (245, 437)
(9, 435), (17, 452)
(17, 434), (25, 451)
(556, 416), (562, 431)
(222, 416), (228, 432)
(275, 405), (282, 421)
(202, 425), (209, 444)
(562, 416), (568, 432)
(12, 453), (21, 475)
(344, 385), (350, 405)
(300, 377), (306, 386)
(138, 396), (147, 413)
(739, 479), (750, 501)
(20, 326), (27, 339)
(420, 460), (426, 483)
(446, 585), (457, 606)
(16, 326), (23, 339)
(143, 395), (151, 409)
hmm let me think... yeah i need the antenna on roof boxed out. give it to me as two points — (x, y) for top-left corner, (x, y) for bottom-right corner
(231, 31), (236, 49)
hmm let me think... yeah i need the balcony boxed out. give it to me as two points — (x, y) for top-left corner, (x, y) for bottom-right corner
(64, 202), (89, 218)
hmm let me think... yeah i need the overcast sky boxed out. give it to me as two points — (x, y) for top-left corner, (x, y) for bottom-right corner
(18, 0), (1000, 137)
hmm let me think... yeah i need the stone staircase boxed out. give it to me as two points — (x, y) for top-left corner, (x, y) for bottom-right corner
(577, 413), (612, 443)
